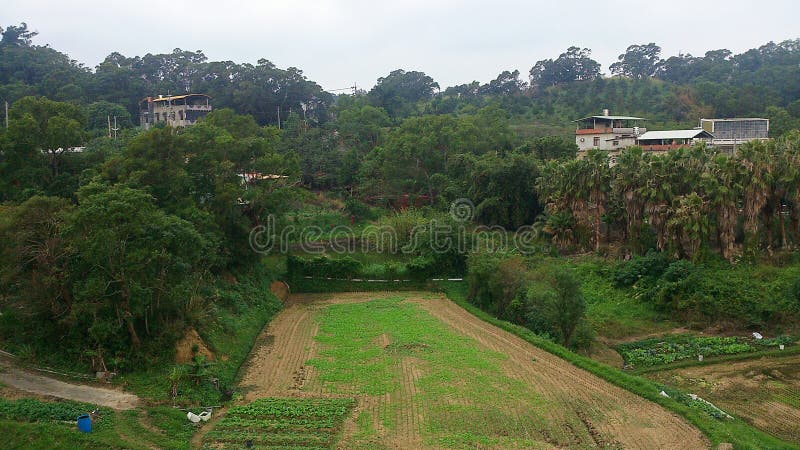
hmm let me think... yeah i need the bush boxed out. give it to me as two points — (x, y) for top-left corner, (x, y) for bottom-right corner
(524, 268), (588, 349)
(286, 255), (363, 281)
(406, 256), (435, 281)
(344, 198), (376, 222)
(466, 252), (528, 319)
(662, 259), (696, 282)
(612, 250), (671, 287)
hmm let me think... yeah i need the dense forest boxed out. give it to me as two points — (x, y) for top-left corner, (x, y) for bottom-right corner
(1, 21), (800, 371)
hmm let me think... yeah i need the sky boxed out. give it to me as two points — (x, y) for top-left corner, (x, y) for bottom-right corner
(2, 0), (799, 92)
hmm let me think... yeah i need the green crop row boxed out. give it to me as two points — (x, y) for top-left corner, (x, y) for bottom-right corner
(616, 334), (795, 368)
(214, 416), (337, 430)
(203, 429), (330, 446)
(205, 397), (356, 450)
(0, 398), (108, 423)
(225, 398), (355, 419)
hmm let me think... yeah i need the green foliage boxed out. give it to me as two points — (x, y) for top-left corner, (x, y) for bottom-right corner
(524, 268), (589, 348)
(617, 334), (757, 367)
(368, 69), (439, 118)
(204, 397), (355, 448)
(529, 46), (600, 88)
(612, 251), (672, 287)
(119, 268), (281, 405)
(466, 253), (592, 349)
(0, 398), (107, 423)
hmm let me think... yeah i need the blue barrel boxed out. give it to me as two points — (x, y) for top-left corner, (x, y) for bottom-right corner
(77, 414), (92, 433)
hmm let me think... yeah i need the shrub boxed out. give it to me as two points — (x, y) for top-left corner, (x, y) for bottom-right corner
(612, 250), (671, 287)
(286, 255), (363, 281)
(406, 256), (435, 281)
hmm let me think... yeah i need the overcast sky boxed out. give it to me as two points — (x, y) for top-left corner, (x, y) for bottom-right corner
(2, 0), (799, 91)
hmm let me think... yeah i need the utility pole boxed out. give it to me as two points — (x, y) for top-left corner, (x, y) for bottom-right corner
(277, 106), (281, 129)
(112, 116), (119, 140)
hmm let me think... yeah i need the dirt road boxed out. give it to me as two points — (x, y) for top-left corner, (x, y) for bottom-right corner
(0, 359), (140, 410)
(236, 292), (709, 449)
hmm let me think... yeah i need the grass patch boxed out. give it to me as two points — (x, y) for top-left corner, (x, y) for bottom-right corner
(438, 281), (797, 450)
(570, 257), (678, 339)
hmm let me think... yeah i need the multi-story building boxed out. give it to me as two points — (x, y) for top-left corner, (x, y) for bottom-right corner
(700, 118), (769, 154)
(139, 94), (212, 130)
(574, 109), (647, 152)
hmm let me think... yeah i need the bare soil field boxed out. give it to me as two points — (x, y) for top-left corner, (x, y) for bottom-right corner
(646, 354), (800, 443)
(233, 292), (708, 449)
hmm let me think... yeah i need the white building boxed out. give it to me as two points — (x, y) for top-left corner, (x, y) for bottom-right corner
(574, 110), (646, 152)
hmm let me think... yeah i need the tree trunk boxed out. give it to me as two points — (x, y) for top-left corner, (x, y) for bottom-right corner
(778, 201), (787, 249)
(126, 315), (141, 348)
(121, 286), (141, 348)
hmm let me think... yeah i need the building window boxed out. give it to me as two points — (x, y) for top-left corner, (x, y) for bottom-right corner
(593, 137), (600, 147)
(612, 140), (619, 146)
(179, 110), (184, 121)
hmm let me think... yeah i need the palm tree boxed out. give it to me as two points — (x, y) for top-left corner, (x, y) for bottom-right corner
(612, 147), (648, 244)
(702, 154), (743, 261)
(739, 141), (775, 253)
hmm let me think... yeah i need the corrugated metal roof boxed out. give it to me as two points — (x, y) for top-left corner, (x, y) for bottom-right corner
(574, 115), (647, 122)
(638, 129), (714, 140)
(148, 94), (211, 103)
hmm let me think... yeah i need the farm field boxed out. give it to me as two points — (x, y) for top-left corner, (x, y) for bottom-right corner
(216, 292), (708, 449)
(645, 354), (800, 443)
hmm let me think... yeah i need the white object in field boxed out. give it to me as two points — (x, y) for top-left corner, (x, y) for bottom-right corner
(199, 410), (212, 422)
(688, 394), (733, 419)
(698, 354), (703, 362)
(780, 344), (785, 350)
(752, 332), (763, 340)
(659, 390), (670, 398)
(187, 412), (201, 423)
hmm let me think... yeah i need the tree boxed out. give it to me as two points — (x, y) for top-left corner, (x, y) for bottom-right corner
(85, 101), (133, 134)
(8, 96), (86, 178)
(610, 43), (663, 79)
(525, 268), (586, 347)
(461, 151), (542, 229)
(0, 196), (75, 333)
(523, 136), (577, 161)
(70, 184), (206, 353)
(480, 70), (527, 96)
(368, 69), (439, 117)
(0, 22), (38, 47)
(529, 46), (600, 88)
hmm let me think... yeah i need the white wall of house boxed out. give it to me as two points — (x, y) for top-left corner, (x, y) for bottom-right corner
(576, 134), (637, 151)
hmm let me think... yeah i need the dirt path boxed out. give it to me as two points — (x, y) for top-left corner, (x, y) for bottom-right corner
(235, 292), (709, 449)
(0, 359), (139, 410)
